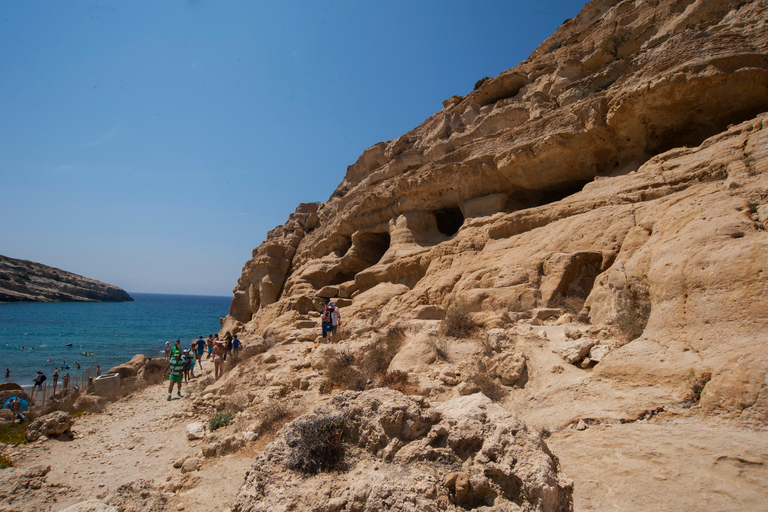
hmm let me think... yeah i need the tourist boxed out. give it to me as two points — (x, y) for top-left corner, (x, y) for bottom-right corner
(330, 301), (341, 342)
(321, 302), (335, 343)
(225, 332), (233, 356)
(206, 334), (214, 359)
(96, 365), (102, 377)
(5, 368), (9, 379)
(62, 373), (70, 393)
(232, 334), (241, 352)
(172, 339), (182, 358)
(33, 371), (46, 390)
(165, 351), (184, 400)
(182, 349), (193, 383)
(52, 368), (59, 394)
(164, 341), (171, 361)
(213, 339), (226, 381)
(195, 336), (206, 369)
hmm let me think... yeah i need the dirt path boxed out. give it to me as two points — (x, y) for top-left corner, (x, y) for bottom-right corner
(23, 364), (255, 512)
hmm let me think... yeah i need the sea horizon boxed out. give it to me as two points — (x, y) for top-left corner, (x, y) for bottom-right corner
(1, 292), (231, 388)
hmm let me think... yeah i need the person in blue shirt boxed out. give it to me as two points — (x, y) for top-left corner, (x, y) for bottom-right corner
(232, 335), (241, 352)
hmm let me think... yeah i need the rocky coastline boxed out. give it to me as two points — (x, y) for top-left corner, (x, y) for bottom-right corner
(0, 255), (133, 303)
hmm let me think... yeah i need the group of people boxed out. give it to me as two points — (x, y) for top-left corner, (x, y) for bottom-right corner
(320, 301), (341, 343)
(163, 332), (242, 400)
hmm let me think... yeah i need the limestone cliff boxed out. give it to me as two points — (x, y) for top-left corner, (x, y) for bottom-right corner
(0, 255), (133, 302)
(222, 0), (768, 427)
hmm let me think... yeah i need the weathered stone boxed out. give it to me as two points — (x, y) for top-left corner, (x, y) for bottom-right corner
(26, 411), (73, 441)
(186, 422), (206, 440)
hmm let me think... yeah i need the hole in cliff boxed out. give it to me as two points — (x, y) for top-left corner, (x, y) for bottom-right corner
(434, 207), (464, 237)
(334, 237), (352, 258)
(329, 272), (356, 286)
(505, 181), (591, 212)
(355, 232), (391, 265)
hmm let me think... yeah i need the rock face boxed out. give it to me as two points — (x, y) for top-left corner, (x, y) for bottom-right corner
(232, 389), (572, 512)
(0, 255), (133, 302)
(221, 0), (768, 428)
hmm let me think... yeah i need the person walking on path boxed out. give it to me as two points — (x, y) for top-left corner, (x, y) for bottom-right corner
(195, 336), (206, 369)
(213, 340), (226, 381)
(182, 349), (193, 383)
(96, 365), (101, 377)
(52, 368), (59, 395)
(165, 351), (184, 400)
(164, 341), (171, 361)
(33, 371), (46, 391)
(62, 373), (70, 393)
(232, 334), (241, 353)
(172, 339), (182, 358)
(206, 335), (214, 360)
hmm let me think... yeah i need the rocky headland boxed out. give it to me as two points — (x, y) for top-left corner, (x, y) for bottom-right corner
(2, 0), (767, 511)
(0, 255), (133, 302)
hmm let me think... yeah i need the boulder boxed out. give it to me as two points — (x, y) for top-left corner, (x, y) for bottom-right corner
(106, 354), (147, 379)
(487, 352), (527, 386)
(26, 411), (73, 441)
(186, 422), (207, 440)
(232, 389), (572, 512)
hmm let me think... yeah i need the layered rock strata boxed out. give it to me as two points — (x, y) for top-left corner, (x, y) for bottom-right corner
(0, 255), (133, 302)
(222, 0), (768, 428)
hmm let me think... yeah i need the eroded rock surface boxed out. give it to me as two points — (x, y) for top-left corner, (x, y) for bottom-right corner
(221, 0), (768, 428)
(232, 389), (572, 512)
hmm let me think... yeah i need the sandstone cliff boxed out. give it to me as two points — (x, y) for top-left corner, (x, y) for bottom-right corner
(222, 0), (768, 431)
(0, 255), (133, 303)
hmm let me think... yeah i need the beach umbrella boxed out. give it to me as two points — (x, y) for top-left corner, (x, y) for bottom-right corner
(3, 397), (29, 410)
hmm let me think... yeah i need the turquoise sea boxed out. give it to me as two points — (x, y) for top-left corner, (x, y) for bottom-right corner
(0, 293), (231, 388)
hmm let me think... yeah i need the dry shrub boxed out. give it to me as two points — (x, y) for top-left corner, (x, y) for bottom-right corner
(255, 401), (290, 435)
(614, 288), (651, 341)
(688, 371), (712, 403)
(322, 350), (365, 392)
(285, 413), (345, 474)
(381, 370), (418, 395)
(467, 361), (508, 402)
(361, 328), (406, 381)
(442, 302), (477, 338)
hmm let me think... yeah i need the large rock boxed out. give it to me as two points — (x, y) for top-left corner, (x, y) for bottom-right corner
(26, 411), (73, 441)
(232, 388), (572, 512)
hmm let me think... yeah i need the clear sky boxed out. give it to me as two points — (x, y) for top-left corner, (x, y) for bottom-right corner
(1, 0), (586, 297)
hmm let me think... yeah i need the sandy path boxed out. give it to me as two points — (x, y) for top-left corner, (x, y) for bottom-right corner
(23, 364), (255, 512)
(548, 418), (768, 512)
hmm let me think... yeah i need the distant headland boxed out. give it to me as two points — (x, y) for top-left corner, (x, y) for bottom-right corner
(0, 255), (133, 302)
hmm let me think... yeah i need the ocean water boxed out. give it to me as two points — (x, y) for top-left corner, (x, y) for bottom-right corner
(0, 293), (231, 387)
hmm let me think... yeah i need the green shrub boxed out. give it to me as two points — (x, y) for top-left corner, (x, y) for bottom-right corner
(286, 414), (345, 474)
(209, 412), (233, 431)
(0, 455), (13, 469)
(0, 422), (28, 445)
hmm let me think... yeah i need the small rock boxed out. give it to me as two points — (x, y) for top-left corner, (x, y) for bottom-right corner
(180, 458), (201, 473)
(186, 422), (207, 440)
(575, 420), (587, 431)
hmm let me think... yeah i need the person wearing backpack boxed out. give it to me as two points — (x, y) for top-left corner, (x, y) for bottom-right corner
(321, 302), (333, 343)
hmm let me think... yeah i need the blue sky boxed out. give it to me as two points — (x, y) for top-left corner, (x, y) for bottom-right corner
(1, 0), (586, 296)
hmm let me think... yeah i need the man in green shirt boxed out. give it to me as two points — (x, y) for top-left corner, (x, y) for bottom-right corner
(165, 351), (184, 400)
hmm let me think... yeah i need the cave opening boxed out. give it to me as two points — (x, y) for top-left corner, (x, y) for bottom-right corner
(355, 231), (391, 265)
(329, 271), (357, 286)
(434, 207), (465, 237)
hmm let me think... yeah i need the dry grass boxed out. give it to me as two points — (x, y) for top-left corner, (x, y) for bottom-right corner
(442, 302), (477, 338)
(381, 370), (419, 395)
